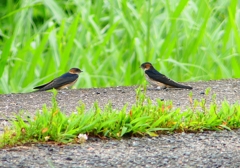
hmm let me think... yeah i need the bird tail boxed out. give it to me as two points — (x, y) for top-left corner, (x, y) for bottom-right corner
(173, 83), (192, 89)
(33, 84), (47, 90)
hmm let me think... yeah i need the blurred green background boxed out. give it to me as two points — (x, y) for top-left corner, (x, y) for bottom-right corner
(0, 0), (239, 94)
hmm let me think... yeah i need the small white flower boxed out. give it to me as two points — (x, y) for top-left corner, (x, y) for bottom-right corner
(78, 134), (88, 140)
(44, 136), (50, 141)
(77, 134), (88, 143)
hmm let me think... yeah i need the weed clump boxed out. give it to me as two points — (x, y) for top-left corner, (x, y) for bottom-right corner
(1, 88), (240, 148)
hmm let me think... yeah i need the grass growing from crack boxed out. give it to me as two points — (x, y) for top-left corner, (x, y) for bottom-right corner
(1, 88), (240, 148)
(1, 0), (240, 93)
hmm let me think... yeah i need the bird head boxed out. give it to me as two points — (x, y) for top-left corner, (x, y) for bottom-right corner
(140, 62), (153, 71)
(69, 68), (83, 74)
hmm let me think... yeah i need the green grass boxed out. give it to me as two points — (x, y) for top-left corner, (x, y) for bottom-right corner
(1, 88), (240, 148)
(0, 0), (240, 93)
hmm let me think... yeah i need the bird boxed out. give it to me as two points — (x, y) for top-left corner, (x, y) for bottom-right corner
(33, 68), (83, 91)
(140, 62), (192, 89)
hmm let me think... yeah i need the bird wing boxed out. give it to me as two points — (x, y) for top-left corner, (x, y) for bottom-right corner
(34, 74), (78, 91)
(145, 69), (183, 88)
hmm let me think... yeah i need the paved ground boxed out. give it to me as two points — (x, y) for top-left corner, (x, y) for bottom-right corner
(0, 79), (240, 167)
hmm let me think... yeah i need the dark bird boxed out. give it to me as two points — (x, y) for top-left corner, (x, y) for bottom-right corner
(140, 62), (192, 89)
(34, 68), (83, 91)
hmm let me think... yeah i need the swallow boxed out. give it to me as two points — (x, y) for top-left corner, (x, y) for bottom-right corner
(34, 68), (83, 91)
(140, 62), (192, 89)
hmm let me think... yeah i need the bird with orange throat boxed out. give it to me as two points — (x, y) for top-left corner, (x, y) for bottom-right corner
(140, 62), (192, 89)
(34, 68), (83, 91)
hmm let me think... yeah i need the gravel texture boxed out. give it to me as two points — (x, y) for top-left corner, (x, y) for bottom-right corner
(0, 79), (240, 167)
(1, 130), (240, 167)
